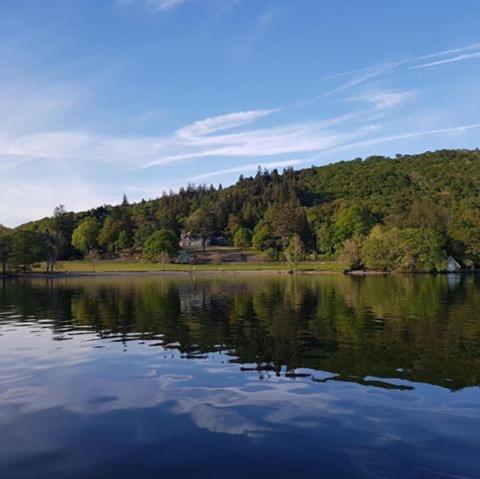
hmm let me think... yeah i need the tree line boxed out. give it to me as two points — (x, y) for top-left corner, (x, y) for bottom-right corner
(1, 148), (480, 273)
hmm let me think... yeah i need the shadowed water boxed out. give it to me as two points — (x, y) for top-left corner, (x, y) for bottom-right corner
(0, 274), (479, 478)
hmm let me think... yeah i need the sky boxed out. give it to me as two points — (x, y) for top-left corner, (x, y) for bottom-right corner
(1, 0), (480, 226)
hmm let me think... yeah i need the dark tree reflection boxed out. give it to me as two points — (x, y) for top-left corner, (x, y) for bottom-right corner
(1, 274), (479, 390)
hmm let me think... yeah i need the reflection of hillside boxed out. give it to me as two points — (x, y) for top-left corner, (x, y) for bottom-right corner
(1, 274), (479, 390)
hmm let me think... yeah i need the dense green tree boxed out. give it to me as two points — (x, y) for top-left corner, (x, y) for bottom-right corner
(71, 218), (100, 255)
(156, 209), (181, 236)
(227, 214), (242, 236)
(233, 227), (252, 248)
(10, 230), (45, 273)
(398, 228), (447, 272)
(252, 224), (273, 251)
(362, 226), (403, 271)
(334, 205), (374, 244)
(185, 208), (216, 250)
(0, 226), (13, 275)
(362, 226), (447, 272)
(284, 234), (306, 265)
(142, 230), (179, 261)
(255, 201), (309, 251)
(314, 222), (336, 257)
(400, 199), (449, 233)
(448, 206), (480, 267)
(115, 230), (130, 252)
(98, 216), (123, 252)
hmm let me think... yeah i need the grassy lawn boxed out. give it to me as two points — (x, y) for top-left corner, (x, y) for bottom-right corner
(35, 260), (346, 274)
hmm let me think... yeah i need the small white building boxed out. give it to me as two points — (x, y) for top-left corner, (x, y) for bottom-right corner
(179, 233), (210, 249)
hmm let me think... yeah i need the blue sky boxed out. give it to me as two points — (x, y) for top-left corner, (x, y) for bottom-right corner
(1, 0), (480, 226)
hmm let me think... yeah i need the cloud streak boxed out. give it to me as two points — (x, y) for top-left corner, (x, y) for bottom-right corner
(315, 123), (480, 159)
(117, 0), (190, 12)
(190, 159), (306, 181)
(349, 90), (416, 110)
(146, 0), (189, 11)
(408, 51), (480, 70)
(177, 109), (279, 137)
(305, 41), (480, 106)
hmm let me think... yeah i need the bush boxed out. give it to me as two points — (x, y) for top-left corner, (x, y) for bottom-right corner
(340, 235), (364, 270)
(263, 248), (280, 262)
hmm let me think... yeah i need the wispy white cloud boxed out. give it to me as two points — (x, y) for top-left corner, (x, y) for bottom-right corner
(0, 108), (374, 174)
(307, 41), (480, 105)
(316, 123), (480, 158)
(177, 109), (279, 137)
(116, 0), (190, 12)
(190, 159), (306, 181)
(297, 63), (398, 107)
(7, 104), (477, 180)
(2, 109), (480, 226)
(410, 41), (480, 63)
(146, 0), (189, 11)
(349, 90), (416, 110)
(227, 5), (288, 59)
(408, 51), (480, 70)
(323, 64), (397, 97)
(139, 111), (377, 169)
(356, 122), (480, 145)
(258, 5), (289, 28)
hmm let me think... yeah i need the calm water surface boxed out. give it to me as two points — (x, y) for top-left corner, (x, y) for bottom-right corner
(0, 274), (479, 478)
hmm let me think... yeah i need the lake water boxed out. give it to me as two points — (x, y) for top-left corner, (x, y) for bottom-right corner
(0, 274), (479, 478)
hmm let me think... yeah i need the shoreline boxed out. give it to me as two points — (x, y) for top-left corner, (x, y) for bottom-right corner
(3, 269), (478, 280)
(17, 269), (344, 279)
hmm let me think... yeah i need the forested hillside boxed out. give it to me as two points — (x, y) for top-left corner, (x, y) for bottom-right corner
(2, 149), (480, 273)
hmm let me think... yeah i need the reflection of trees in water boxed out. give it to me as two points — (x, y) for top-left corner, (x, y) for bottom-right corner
(1, 274), (480, 390)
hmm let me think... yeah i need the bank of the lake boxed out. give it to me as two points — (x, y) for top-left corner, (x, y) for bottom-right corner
(33, 259), (347, 275)
(28, 261), (476, 277)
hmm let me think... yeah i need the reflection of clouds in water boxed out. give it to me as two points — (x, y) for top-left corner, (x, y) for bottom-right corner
(0, 335), (350, 438)
(1, 326), (480, 446)
(175, 401), (268, 437)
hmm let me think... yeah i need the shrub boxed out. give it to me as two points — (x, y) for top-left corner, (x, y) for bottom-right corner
(340, 235), (364, 270)
(263, 248), (280, 262)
